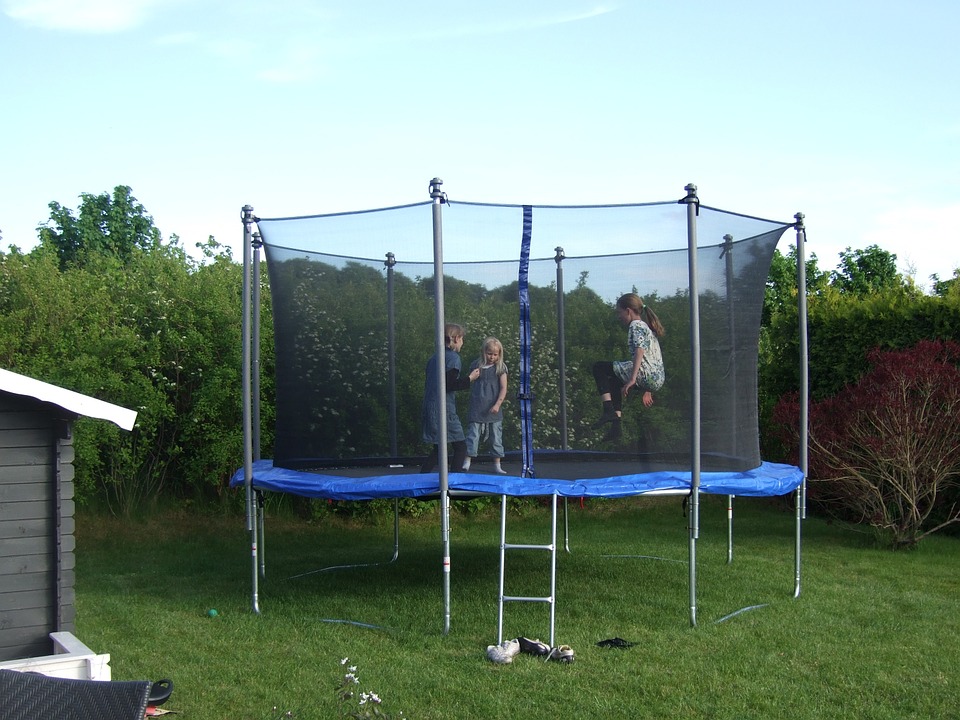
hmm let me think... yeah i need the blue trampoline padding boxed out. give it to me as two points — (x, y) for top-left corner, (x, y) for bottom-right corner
(230, 460), (803, 501)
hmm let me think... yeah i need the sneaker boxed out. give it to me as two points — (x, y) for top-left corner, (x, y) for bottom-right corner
(517, 637), (551, 656)
(546, 644), (575, 663)
(486, 638), (521, 664)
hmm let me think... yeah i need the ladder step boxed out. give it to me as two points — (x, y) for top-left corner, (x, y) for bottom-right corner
(504, 542), (554, 551)
(503, 595), (553, 603)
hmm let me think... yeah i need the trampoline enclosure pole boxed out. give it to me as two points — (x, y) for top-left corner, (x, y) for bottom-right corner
(554, 247), (569, 449)
(241, 205), (260, 614)
(430, 178), (452, 635)
(682, 184), (701, 627)
(722, 234), (736, 565)
(252, 231), (265, 580)
(386, 252), (398, 457)
(252, 232), (262, 462)
(794, 213), (809, 598)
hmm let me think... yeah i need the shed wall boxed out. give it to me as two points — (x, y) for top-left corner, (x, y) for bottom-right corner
(0, 393), (75, 662)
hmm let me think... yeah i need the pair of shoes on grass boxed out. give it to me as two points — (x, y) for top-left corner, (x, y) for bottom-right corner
(490, 637), (573, 664)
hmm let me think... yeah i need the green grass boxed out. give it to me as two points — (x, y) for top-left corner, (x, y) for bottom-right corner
(74, 496), (960, 719)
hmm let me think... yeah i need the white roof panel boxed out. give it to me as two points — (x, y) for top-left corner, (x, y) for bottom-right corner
(0, 368), (137, 431)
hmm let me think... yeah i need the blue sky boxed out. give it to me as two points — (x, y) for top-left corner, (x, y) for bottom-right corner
(2, 0), (958, 289)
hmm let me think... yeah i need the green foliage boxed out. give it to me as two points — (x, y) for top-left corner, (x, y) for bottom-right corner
(0, 194), (253, 512)
(761, 282), (960, 407)
(37, 185), (162, 269)
(831, 244), (901, 295)
(931, 268), (960, 296)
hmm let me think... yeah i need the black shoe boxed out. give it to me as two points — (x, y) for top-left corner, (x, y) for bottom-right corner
(517, 637), (551, 656)
(603, 420), (622, 441)
(591, 406), (617, 429)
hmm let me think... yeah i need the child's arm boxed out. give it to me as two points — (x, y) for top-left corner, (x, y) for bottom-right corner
(446, 367), (479, 391)
(623, 346), (644, 397)
(491, 372), (508, 413)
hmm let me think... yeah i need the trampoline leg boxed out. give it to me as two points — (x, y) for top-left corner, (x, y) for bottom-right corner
(391, 498), (400, 562)
(794, 486), (803, 598)
(726, 494), (734, 565)
(258, 491), (266, 578)
(249, 489), (261, 615)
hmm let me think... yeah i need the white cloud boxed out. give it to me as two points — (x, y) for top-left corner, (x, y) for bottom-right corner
(3, 0), (170, 32)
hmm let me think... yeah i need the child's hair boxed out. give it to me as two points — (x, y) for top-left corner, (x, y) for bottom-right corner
(478, 337), (508, 375)
(444, 323), (465, 347)
(617, 293), (666, 337)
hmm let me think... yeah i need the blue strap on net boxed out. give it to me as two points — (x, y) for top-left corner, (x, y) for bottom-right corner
(518, 205), (535, 478)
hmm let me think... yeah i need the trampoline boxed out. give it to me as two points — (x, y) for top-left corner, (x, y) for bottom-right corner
(233, 180), (810, 641)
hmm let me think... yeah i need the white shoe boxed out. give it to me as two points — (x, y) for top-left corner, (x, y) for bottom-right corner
(486, 638), (521, 664)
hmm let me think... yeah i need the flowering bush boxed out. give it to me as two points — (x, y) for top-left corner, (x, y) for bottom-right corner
(336, 658), (405, 719)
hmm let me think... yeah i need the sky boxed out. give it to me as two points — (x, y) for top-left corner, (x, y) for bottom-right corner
(1, 0), (958, 290)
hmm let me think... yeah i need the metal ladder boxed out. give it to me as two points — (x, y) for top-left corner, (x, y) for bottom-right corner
(495, 493), (558, 646)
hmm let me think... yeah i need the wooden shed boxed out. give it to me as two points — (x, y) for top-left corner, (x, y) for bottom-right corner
(0, 369), (136, 663)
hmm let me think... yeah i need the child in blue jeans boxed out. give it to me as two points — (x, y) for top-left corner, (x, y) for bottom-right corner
(463, 337), (509, 474)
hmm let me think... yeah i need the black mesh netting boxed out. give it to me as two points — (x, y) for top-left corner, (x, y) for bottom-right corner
(257, 200), (791, 473)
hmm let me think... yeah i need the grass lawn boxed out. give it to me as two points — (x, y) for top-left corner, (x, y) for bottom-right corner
(75, 494), (959, 719)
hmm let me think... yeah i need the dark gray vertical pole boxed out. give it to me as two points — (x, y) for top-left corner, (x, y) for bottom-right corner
(554, 247), (568, 449)
(722, 234), (736, 565)
(429, 178), (452, 635)
(385, 252), (398, 457)
(252, 232), (262, 462)
(555, 246), (571, 551)
(794, 212), (808, 598)
(241, 205), (260, 614)
(252, 230), (265, 580)
(681, 184), (701, 627)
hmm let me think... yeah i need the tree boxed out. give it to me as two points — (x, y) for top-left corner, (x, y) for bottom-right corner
(763, 245), (827, 326)
(931, 268), (960, 297)
(831, 245), (901, 295)
(37, 185), (161, 269)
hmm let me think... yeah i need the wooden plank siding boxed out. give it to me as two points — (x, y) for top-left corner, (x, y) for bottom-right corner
(0, 393), (76, 662)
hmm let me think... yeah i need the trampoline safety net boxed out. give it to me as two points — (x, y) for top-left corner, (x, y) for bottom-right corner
(256, 199), (792, 474)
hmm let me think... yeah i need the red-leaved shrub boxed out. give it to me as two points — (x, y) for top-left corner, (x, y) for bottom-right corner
(772, 339), (960, 548)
